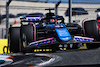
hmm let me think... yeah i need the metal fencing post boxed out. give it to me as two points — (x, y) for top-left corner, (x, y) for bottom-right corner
(6, 0), (12, 39)
(55, 0), (61, 17)
(69, 0), (72, 24)
(2, 28), (3, 39)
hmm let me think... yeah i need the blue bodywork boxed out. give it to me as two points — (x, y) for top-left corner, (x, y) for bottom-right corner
(46, 24), (72, 41)
(55, 28), (71, 41)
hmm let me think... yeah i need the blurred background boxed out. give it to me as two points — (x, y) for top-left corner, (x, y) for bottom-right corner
(0, 0), (100, 38)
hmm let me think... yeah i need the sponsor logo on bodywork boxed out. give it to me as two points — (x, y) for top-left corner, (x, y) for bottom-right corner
(74, 36), (94, 42)
(27, 17), (43, 21)
(29, 37), (54, 46)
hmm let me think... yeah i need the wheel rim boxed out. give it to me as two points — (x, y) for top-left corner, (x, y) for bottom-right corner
(22, 33), (27, 47)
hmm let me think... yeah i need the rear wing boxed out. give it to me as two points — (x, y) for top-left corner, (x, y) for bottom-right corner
(21, 20), (43, 23)
(20, 17), (44, 24)
(20, 16), (44, 23)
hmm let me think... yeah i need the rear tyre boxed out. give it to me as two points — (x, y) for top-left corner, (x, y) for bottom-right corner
(9, 27), (20, 53)
(20, 24), (33, 53)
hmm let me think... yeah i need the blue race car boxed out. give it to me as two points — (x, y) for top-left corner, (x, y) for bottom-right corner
(8, 16), (100, 53)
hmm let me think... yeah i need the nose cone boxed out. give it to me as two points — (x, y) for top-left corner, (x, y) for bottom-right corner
(55, 28), (71, 41)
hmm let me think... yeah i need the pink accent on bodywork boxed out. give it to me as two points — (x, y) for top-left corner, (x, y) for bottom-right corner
(30, 22), (36, 41)
(74, 36), (94, 42)
(82, 18), (88, 36)
(29, 37), (54, 45)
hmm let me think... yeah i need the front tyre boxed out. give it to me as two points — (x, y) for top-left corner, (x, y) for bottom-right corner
(9, 27), (20, 53)
(84, 20), (100, 49)
(20, 24), (33, 53)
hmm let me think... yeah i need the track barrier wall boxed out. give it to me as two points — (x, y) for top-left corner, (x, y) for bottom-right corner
(0, 39), (10, 54)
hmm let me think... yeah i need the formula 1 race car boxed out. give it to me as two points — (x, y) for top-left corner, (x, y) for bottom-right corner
(8, 15), (100, 53)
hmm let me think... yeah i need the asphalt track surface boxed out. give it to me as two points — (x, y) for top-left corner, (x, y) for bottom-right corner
(1, 48), (100, 67)
(48, 48), (100, 67)
(0, 53), (61, 67)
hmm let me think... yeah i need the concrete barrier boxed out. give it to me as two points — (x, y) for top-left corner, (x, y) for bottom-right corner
(0, 39), (10, 54)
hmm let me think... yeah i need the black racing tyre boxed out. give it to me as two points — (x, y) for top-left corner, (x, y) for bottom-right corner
(84, 20), (100, 40)
(20, 24), (33, 53)
(9, 27), (20, 53)
(84, 20), (100, 49)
